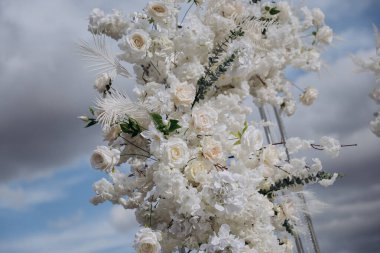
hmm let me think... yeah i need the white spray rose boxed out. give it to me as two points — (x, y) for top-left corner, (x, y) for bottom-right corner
(316, 26), (333, 44)
(94, 73), (111, 93)
(201, 137), (223, 163)
(300, 87), (319, 106)
(162, 138), (189, 168)
(134, 227), (162, 253)
(146, 2), (172, 24)
(241, 125), (263, 151)
(312, 8), (325, 27)
(283, 100), (296, 116)
(119, 29), (151, 63)
(90, 146), (120, 172)
(192, 105), (218, 134)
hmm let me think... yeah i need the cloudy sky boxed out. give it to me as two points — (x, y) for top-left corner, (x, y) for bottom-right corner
(0, 0), (379, 252)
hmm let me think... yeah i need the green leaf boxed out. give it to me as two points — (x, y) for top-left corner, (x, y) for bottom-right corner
(85, 119), (97, 128)
(242, 121), (248, 134)
(89, 107), (95, 116)
(120, 118), (142, 137)
(150, 113), (181, 135)
(233, 140), (241, 145)
(168, 119), (181, 133)
(150, 113), (164, 127)
(269, 7), (281, 15)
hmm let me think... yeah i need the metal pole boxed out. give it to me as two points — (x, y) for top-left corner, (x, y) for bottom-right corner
(258, 106), (305, 253)
(273, 107), (321, 253)
(258, 106), (273, 144)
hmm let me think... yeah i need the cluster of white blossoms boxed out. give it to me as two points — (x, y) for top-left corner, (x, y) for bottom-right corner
(80, 1), (342, 252)
(354, 25), (380, 137)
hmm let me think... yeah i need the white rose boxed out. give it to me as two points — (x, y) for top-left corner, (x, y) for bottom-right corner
(316, 26), (333, 44)
(118, 29), (151, 63)
(300, 87), (319, 106)
(241, 125), (263, 151)
(184, 159), (211, 183)
(94, 73), (111, 93)
(202, 137), (223, 163)
(90, 146), (120, 172)
(312, 8), (325, 27)
(192, 105), (218, 134)
(171, 81), (196, 107)
(134, 228), (162, 253)
(163, 137), (189, 168)
(146, 2), (171, 24)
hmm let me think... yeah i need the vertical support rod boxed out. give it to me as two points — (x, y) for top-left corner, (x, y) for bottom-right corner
(258, 106), (305, 253)
(273, 107), (321, 253)
(258, 106), (273, 144)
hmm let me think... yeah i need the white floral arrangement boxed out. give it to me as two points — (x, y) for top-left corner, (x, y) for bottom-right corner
(78, 1), (346, 252)
(353, 25), (380, 137)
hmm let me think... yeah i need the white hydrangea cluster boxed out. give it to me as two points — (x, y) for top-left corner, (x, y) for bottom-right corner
(354, 25), (380, 137)
(80, 1), (341, 252)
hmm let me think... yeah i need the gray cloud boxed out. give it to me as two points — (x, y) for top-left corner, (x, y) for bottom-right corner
(0, 0), (148, 182)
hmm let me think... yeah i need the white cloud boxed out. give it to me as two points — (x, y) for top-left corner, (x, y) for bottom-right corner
(0, 220), (133, 253)
(110, 205), (139, 233)
(0, 184), (63, 210)
(48, 210), (84, 229)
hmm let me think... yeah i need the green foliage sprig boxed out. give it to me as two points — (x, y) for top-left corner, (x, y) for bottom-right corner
(192, 52), (237, 107)
(120, 118), (142, 137)
(259, 171), (340, 198)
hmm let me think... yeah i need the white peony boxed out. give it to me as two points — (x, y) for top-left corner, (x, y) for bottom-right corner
(241, 125), (263, 151)
(162, 138), (189, 168)
(300, 87), (319, 106)
(201, 137), (223, 163)
(94, 73), (111, 93)
(118, 29), (151, 63)
(134, 227), (162, 253)
(316, 26), (333, 44)
(90, 146), (120, 172)
(192, 105), (218, 134)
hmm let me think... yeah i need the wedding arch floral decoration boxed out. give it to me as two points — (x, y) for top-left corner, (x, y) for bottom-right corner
(79, 1), (353, 252)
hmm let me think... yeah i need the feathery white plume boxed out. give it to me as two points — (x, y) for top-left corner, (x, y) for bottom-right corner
(95, 92), (149, 130)
(78, 34), (131, 78)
